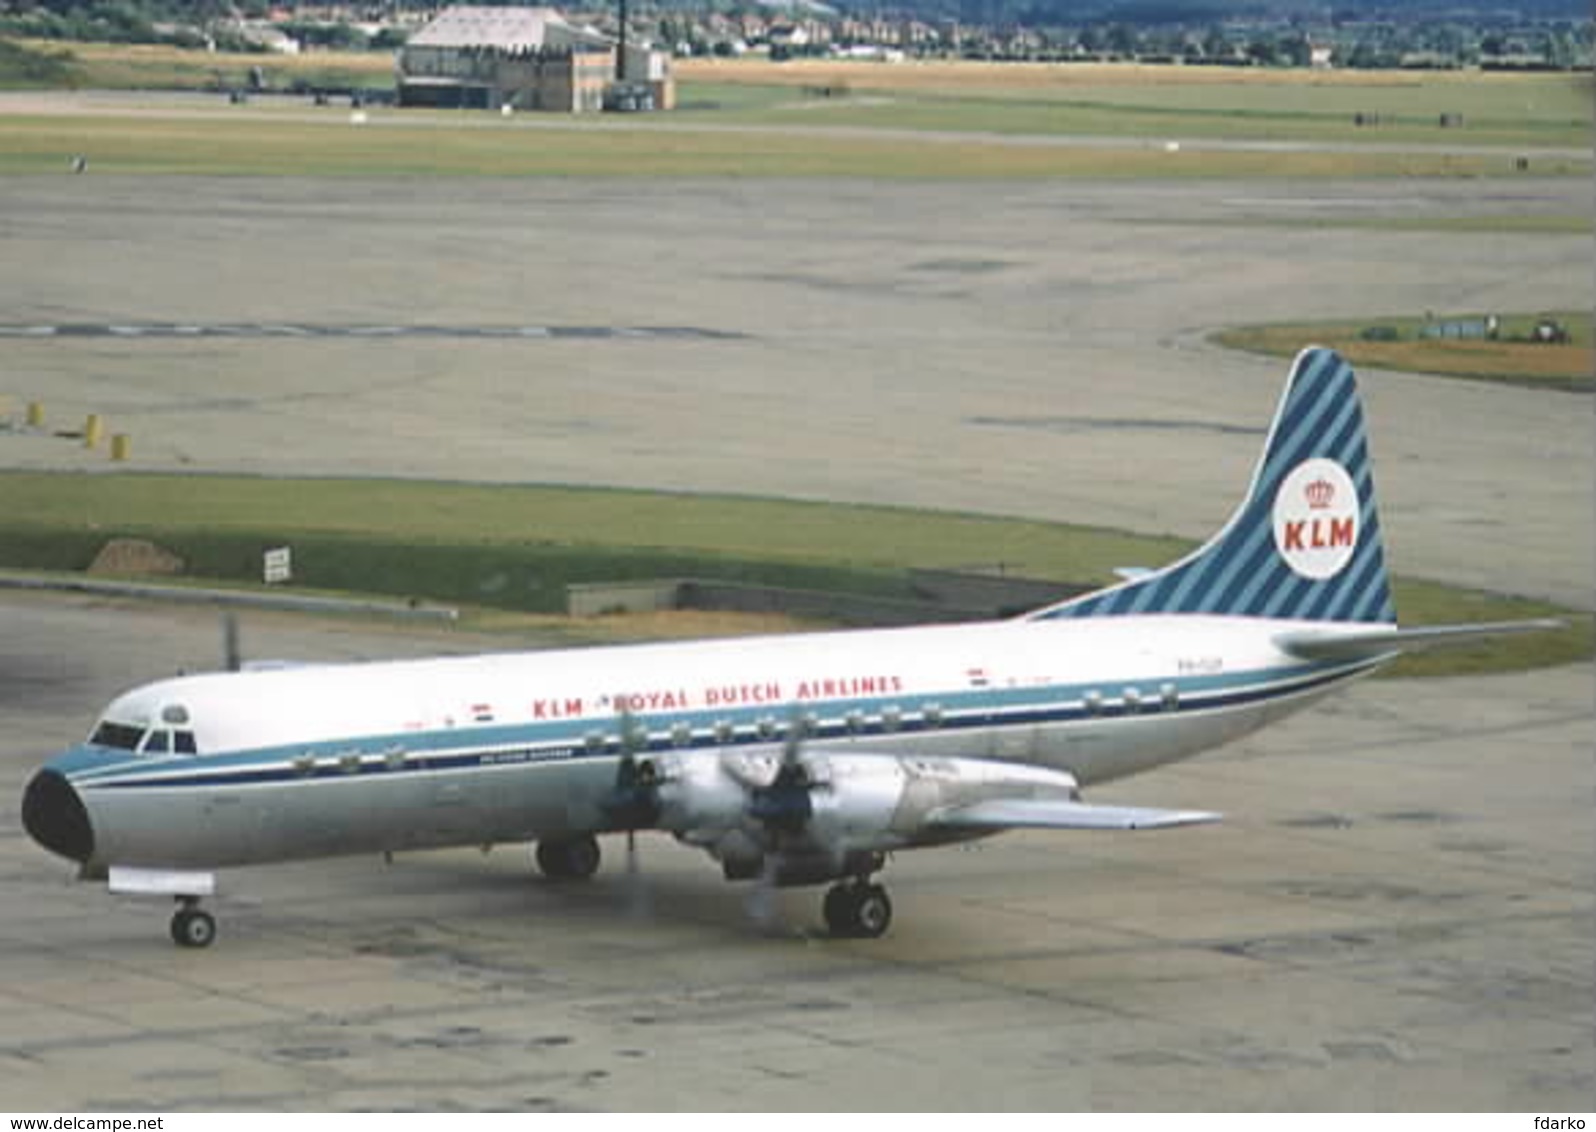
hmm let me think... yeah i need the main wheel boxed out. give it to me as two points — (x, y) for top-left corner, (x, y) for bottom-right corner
(823, 883), (853, 933)
(823, 882), (893, 939)
(534, 834), (601, 881)
(170, 907), (217, 949)
(852, 884), (892, 939)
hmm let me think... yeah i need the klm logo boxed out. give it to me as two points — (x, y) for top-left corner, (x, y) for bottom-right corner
(1272, 458), (1360, 580)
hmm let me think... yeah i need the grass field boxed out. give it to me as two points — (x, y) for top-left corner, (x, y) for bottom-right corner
(0, 43), (1590, 179)
(0, 471), (1586, 676)
(0, 109), (1585, 179)
(3, 39), (390, 92)
(17, 45), (1587, 151)
(0, 471), (1190, 585)
(677, 60), (1593, 148)
(1215, 310), (1593, 390)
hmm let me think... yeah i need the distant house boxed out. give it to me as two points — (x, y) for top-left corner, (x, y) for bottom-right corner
(1309, 43), (1334, 69)
(397, 5), (673, 113)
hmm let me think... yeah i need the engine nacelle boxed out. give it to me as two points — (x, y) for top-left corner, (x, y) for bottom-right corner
(719, 849), (885, 887)
(658, 749), (1080, 884)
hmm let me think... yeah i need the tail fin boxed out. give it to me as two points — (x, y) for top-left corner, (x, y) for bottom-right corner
(1031, 347), (1396, 625)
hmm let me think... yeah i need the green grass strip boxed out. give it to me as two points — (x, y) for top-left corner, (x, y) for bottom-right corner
(0, 112), (1588, 179)
(0, 471), (1586, 675)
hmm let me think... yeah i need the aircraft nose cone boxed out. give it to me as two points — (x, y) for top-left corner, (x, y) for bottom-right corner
(21, 769), (95, 863)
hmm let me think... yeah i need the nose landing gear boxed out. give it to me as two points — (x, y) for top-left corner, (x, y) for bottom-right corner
(170, 896), (217, 948)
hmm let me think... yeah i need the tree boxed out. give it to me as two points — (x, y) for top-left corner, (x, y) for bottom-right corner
(1277, 32), (1310, 66)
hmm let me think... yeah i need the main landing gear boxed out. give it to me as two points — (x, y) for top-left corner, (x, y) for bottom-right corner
(530, 833), (895, 939)
(169, 896), (217, 949)
(534, 834), (602, 881)
(822, 879), (893, 939)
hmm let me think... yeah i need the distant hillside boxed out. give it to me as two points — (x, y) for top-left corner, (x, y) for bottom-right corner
(3, 0), (1592, 26)
(797, 0), (1592, 20)
(0, 37), (78, 86)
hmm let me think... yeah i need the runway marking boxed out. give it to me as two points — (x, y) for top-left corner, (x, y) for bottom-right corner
(0, 323), (746, 341)
(969, 414), (1265, 438)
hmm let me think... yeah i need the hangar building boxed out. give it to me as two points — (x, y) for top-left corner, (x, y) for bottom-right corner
(397, 6), (673, 113)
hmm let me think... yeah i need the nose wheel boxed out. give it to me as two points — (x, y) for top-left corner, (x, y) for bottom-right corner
(823, 880), (892, 939)
(170, 898), (217, 948)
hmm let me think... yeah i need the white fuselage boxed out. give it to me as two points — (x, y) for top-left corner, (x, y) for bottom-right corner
(48, 614), (1380, 871)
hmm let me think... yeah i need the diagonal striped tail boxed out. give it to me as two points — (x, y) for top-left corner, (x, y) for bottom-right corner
(1031, 347), (1396, 625)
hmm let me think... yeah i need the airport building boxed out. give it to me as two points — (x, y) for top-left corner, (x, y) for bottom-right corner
(396, 5), (673, 113)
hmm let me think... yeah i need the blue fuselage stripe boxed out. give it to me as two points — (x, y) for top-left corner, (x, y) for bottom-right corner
(69, 660), (1379, 794)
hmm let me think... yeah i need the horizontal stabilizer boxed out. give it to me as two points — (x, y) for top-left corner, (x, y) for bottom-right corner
(929, 798), (1221, 832)
(1276, 619), (1564, 662)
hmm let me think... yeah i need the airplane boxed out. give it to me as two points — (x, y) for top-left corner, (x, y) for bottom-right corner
(21, 347), (1559, 948)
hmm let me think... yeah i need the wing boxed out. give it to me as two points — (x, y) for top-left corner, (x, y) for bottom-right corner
(927, 797), (1220, 832)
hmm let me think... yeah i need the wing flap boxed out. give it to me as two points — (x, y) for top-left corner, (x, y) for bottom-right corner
(1276, 619), (1564, 661)
(928, 798), (1220, 832)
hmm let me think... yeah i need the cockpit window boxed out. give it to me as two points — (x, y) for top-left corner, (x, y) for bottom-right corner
(174, 730), (197, 754)
(90, 722), (145, 750)
(143, 730), (171, 754)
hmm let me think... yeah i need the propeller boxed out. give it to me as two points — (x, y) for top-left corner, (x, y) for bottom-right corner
(746, 707), (818, 835)
(743, 852), (783, 933)
(741, 707), (823, 932)
(222, 612), (242, 673)
(598, 708), (661, 918)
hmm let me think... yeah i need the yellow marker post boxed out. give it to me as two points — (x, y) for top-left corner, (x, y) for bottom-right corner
(83, 414), (103, 449)
(25, 401), (44, 429)
(110, 434), (130, 462)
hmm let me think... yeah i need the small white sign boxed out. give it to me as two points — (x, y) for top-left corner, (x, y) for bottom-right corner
(264, 545), (292, 585)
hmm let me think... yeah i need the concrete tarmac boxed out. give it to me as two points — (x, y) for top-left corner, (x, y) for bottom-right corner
(0, 176), (1589, 606)
(0, 170), (1590, 1110)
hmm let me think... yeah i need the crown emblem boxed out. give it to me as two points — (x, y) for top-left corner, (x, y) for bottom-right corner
(1304, 478), (1336, 509)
